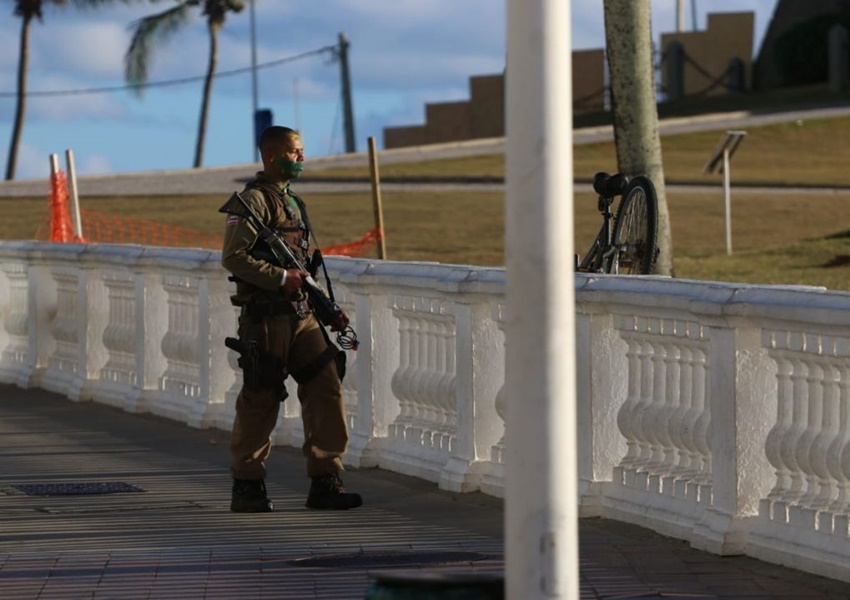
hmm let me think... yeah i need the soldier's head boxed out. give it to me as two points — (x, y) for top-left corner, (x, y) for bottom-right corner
(259, 126), (304, 182)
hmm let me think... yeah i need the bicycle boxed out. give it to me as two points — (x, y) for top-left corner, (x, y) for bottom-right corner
(575, 172), (659, 275)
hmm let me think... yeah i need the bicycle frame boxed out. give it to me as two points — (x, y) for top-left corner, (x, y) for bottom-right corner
(577, 193), (617, 273)
(576, 172), (659, 276)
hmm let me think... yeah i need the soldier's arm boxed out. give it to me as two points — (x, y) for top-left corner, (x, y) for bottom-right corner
(221, 189), (286, 291)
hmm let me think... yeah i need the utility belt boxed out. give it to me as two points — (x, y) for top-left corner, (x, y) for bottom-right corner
(239, 299), (311, 321)
(226, 297), (345, 397)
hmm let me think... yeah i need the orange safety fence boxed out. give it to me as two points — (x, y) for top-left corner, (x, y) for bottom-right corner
(321, 227), (382, 257)
(78, 209), (224, 249)
(48, 170), (85, 243)
(37, 170), (382, 257)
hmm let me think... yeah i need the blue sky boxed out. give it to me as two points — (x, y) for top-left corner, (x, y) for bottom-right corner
(0, 0), (778, 180)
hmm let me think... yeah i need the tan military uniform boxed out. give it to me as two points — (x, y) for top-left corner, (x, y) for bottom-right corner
(222, 173), (349, 480)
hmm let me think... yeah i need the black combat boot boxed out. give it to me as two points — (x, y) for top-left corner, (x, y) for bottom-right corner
(231, 478), (274, 513)
(305, 473), (363, 510)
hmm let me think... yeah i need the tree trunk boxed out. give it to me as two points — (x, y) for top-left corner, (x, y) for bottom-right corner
(6, 13), (32, 181)
(603, 0), (675, 276)
(194, 21), (219, 168)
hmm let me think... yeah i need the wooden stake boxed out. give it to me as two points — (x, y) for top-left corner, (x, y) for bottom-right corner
(367, 136), (387, 259)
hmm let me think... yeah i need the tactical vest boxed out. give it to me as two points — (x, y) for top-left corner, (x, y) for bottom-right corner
(245, 179), (311, 266)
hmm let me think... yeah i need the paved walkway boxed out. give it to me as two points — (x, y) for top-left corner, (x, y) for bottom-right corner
(1, 384), (849, 599)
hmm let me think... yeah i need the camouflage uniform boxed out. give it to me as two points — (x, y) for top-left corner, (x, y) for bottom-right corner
(221, 173), (349, 480)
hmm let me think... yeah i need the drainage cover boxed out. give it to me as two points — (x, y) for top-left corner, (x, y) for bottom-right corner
(12, 482), (144, 496)
(291, 550), (492, 569)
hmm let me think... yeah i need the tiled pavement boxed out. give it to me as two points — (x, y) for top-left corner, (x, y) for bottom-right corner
(1, 384), (850, 599)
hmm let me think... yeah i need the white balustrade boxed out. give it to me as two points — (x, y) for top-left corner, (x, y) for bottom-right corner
(0, 243), (35, 385)
(6, 242), (850, 584)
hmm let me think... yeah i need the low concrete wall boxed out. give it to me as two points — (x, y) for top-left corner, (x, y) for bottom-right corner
(3, 241), (850, 584)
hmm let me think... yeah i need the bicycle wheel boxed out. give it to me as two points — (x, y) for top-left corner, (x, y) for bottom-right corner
(609, 175), (658, 275)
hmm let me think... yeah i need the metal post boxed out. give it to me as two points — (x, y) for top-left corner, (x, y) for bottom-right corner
(723, 147), (732, 256)
(65, 149), (83, 240)
(505, 0), (577, 597)
(294, 77), (302, 134)
(702, 130), (744, 257)
(249, 0), (259, 161)
(338, 32), (356, 153)
(677, 0), (684, 32)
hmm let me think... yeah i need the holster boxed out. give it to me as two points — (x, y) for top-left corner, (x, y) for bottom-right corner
(225, 336), (289, 402)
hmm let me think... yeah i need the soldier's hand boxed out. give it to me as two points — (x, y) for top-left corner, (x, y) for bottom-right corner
(330, 310), (350, 332)
(280, 268), (307, 295)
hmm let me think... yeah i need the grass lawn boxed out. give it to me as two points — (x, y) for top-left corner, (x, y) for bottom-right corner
(2, 110), (850, 291)
(307, 114), (850, 188)
(5, 186), (850, 291)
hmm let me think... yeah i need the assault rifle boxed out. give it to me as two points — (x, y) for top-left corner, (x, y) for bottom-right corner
(219, 191), (359, 350)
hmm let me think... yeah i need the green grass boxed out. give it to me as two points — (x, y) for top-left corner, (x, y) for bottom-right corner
(4, 110), (850, 291)
(7, 188), (850, 290)
(311, 113), (850, 188)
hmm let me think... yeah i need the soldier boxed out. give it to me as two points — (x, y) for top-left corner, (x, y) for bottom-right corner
(221, 125), (362, 512)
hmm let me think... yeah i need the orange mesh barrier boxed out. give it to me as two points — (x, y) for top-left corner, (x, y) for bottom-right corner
(37, 173), (381, 257)
(48, 171), (76, 243)
(321, 227), (382, 257)
(78, 209), (223, 249)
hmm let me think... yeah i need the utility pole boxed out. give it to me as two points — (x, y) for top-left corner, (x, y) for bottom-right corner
(677, 0), (684, 31)
(249, 0), (259, 161)
(337, 32), (356, 153)
(294, 77), (302, 134)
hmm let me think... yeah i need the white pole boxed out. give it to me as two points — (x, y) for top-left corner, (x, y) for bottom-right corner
(49, 153), (59, 178)
(723, 147), (732, 255)
(677, 0), (685, 32)
(505, 0), (577, 598)
(65, 149), (83, 240)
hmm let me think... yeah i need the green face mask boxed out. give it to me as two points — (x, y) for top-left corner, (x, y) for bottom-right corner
(278, 158), (304, 179)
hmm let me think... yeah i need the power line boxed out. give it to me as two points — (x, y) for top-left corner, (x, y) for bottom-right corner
(0, 44), (336, 99)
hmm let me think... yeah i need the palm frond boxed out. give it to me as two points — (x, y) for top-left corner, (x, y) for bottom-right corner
(124, 2), (193, 94)
(13, 0), (47, 20)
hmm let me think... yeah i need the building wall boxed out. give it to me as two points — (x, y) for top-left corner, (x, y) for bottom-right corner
(469, 74), (505, 139)
(383, 50), (605, 149)
(755, 0), (850, 89)
(573, 49), (607, 113)
(660, 12), (754, 97)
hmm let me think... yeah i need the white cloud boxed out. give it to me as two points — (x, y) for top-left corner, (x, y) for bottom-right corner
(0, 140), (52, 181)
(31, 22), (131, 78)
(78, 153), (113, 176)
(26, 74), (128, 120)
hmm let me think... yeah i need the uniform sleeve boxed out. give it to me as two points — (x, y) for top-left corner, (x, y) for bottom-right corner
(220, 188), (286, 291)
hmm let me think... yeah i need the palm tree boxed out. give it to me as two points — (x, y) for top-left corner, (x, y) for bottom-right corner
(125, 0), (245, 168)
(6, 0), (137, 181)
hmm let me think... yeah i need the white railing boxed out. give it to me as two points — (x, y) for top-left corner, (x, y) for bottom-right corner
(3, 241), (850, 584)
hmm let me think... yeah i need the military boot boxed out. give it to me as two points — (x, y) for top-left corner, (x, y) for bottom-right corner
(305, 473), (363, 510)
(231, 478), (274, 513)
